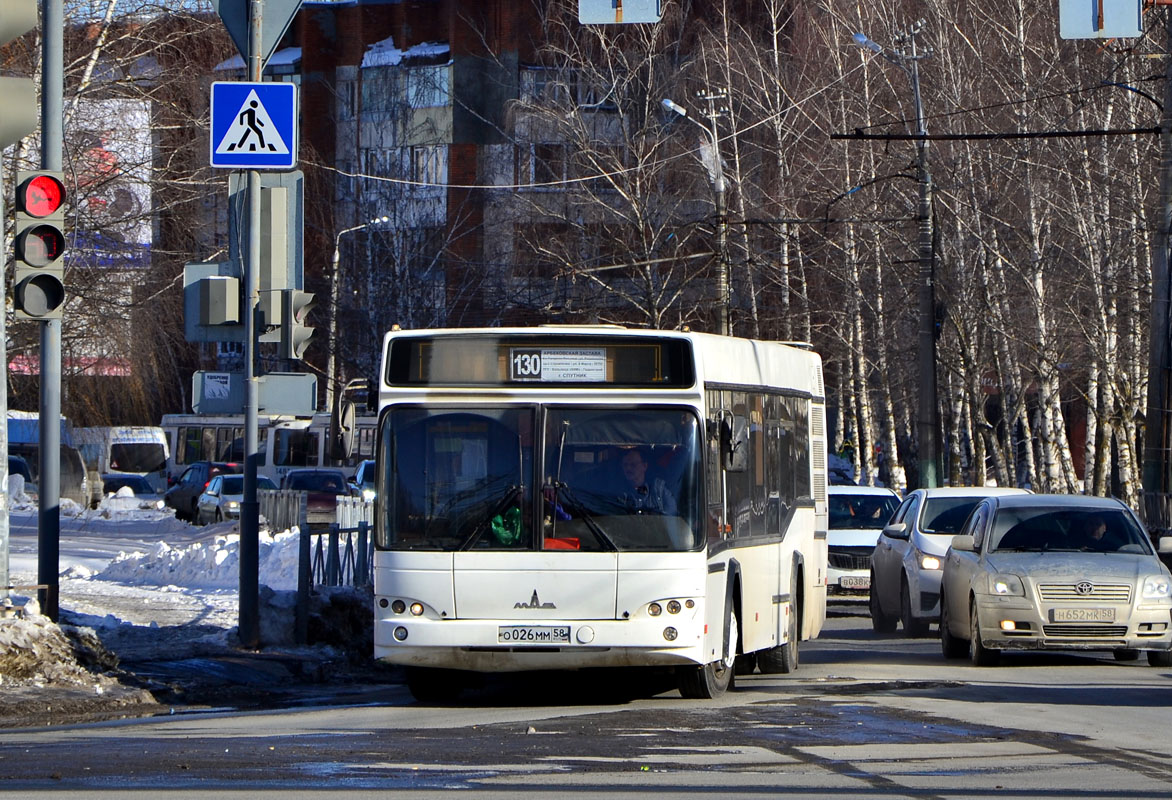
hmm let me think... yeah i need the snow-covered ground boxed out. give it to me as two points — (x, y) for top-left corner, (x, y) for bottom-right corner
(3, 482), (312, 689)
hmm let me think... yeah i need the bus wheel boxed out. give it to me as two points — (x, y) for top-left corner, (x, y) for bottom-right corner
(677, 607), (737, 699)
(760, 575), (800, 674)
(405, 667), (463, 703)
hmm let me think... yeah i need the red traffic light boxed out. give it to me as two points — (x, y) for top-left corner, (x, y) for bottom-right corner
(16, 173), (65, 218)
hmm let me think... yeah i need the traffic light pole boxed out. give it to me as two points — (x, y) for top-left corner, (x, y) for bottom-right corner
(237, 0), (264, 649)
(37, 0), (64, 621)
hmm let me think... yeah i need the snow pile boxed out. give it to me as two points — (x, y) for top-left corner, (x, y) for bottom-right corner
(0, 607), (120, 689)
(98, 529), (302, 591)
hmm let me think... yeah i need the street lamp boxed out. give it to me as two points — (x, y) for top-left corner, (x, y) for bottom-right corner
(853, 23), (939, 488)
(327, 215), (389, 410)
(662, 95), (731, 336)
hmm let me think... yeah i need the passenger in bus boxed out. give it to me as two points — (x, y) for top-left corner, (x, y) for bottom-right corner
(618, 447), (677, 515)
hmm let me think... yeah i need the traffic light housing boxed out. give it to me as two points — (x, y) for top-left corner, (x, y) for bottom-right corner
(13, 171), (67, 320)
(0, 0), (38, 150)
(279, 289), (314, 359)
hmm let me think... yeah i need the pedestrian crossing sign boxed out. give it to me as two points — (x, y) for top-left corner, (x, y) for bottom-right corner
(210, 82), (298, 170)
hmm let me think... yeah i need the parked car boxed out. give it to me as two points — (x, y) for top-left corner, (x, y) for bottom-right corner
(939, 493), (1172, 666)
(103, 473), (161, 496)
(102, 473), (165, 510)
(196, 473), (278, 524)
(870, 486), (1030, 636)
(827, 485), (900, 593)
(164, 461), (242, 522)
(8, 454), (33, 486)
(350, 459), (376, 501)
(280, 468), (353, 529)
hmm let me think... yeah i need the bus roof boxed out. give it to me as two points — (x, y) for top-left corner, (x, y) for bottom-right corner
(379, 326), (825, 399)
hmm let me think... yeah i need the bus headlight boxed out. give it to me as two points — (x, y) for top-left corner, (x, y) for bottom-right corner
(391, 599), (406, 614)
(667, 600), (682, 614)
(409, 602), (424, 616)
(393, 626), (408, 641)
(648, 602), (662, 616)
(663, 627), (678, 641)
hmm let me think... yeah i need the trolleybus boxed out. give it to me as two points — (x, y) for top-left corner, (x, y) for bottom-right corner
(372, 326), (828, 699)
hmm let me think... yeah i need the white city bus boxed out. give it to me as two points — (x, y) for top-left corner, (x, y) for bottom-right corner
(372, 326), (828, 700)
(160, 412), (377, 486)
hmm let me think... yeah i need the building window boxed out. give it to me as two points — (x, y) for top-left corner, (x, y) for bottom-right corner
(412, 145), (447, 185)
(407, 64), (450, 108)
(516, 143), (566, 187)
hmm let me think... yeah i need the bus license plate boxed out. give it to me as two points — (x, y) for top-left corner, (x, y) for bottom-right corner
(498, 625), (571, 644)
(1052, 607), (1115, 622)
(840, 576), (870, 589)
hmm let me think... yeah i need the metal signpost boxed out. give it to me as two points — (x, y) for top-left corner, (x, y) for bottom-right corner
(209, 0), (303, 648)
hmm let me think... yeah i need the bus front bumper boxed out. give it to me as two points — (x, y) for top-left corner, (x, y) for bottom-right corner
(374, 617), (708, 672)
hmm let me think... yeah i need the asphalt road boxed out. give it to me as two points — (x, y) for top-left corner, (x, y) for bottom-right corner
(1, 596), (1170, 798)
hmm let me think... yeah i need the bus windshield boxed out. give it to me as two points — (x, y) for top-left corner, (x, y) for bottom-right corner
(377, 406), (703, 552)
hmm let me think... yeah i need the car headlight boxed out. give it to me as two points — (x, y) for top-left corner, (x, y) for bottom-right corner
(920, 554), (941, 570)
(1142, 576), (1171, 599)
(989, 573), (1025, 596)
(227, 501), (239, 510)
(362, 488), (376, 502)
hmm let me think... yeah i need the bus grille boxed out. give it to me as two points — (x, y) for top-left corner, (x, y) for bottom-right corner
(1038, 584), (1131, 603)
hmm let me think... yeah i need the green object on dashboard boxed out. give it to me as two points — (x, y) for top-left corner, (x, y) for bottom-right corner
(491, 506), (522, 545)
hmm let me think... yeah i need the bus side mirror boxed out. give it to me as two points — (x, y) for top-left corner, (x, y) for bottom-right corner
(721, 416), (749, 473)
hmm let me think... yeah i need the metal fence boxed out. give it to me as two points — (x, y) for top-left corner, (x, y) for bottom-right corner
(259, 489), (374, 644)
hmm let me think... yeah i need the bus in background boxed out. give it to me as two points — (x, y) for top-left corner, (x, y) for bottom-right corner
(75, 426), (169, 492)
(160, 412), (376, 487)
(372, 326), (828, 701)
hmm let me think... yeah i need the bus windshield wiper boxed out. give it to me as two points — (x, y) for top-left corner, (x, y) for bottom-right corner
(550, 481), (617, 552)
(458, 485), (522, 550)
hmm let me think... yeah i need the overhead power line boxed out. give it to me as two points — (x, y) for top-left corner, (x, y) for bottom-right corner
(832, 127), (1159, 141)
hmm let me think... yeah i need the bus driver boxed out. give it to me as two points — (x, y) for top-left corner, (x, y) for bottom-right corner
(619, 447), (677, 515)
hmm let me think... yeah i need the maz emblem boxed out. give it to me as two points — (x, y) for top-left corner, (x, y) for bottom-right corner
(515, 590), (556, 609)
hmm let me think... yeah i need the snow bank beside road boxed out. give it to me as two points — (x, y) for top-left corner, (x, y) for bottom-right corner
(98, 529), (303, 591)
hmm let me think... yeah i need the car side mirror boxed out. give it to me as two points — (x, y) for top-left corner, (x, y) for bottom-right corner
(882, 522), (909, 540)
(951, 534), (975, 552)
(1158, 536), (1172, 555)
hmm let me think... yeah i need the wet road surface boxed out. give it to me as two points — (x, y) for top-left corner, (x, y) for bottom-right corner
(1, 598), (1170, 798)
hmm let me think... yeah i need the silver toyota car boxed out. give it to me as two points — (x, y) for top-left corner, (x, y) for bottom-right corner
(939, 494), (1172, 666)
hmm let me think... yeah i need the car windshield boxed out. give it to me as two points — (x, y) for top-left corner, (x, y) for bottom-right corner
(989, 507), (1153, 554)
(105, 477), (151, 494)
(920, 497), (982, 534)
(219, 476), (275, 494)
(377, 405), (703, 552)
(287, 473), (346, 493)
(828, 494), (899, 529)
(109, 443), (166, 473)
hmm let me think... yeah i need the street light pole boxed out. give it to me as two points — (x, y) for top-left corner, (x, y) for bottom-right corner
(326, 216), (388, 411)
(854, 23), (939, 488)
(662, 96), (731, 336)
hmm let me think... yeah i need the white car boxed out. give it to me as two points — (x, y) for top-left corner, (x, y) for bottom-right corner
(870, 486), (1029, 636)
(196, 473), (277, 524)
(827, 485), (900, 593)
(940, 493), (1172, 666)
